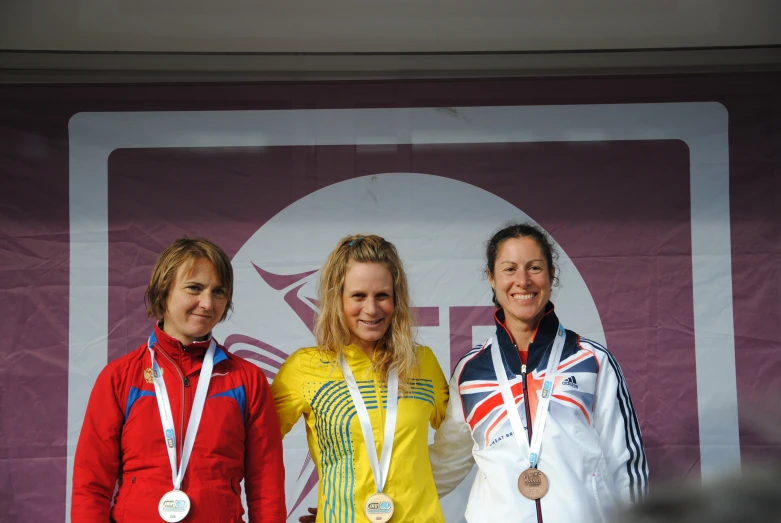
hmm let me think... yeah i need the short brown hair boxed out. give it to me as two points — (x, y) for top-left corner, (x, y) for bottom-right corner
(144, 237), (234, 321)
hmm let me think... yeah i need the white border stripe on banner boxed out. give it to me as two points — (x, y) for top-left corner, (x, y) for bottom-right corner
(67, 103), (737, 522)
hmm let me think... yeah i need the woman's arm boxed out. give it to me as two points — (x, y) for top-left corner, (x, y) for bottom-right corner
(588, 339), (649, 503)
(429, 358), (476, 497)
(418, 346), (449, 429)
(71, 366), (124, 522)
(270, 350), (308, 438)
(245, 367), (287, 523)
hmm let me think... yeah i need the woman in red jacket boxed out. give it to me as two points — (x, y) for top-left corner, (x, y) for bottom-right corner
(72, 237), (286, 523)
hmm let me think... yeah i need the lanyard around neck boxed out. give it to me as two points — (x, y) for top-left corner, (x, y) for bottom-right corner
(490, 322), (566, 468)
(148, 338), (216, 490)
(339, 356), (399, 493)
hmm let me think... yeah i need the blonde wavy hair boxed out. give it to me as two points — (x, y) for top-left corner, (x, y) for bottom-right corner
(314, 234), (418, 388)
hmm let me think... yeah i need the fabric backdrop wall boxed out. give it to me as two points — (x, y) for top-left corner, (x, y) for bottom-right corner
(1, 72), (779, 523)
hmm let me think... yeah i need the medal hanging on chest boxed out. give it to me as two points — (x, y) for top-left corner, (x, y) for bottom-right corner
(149, 336), (216, 522)
(158, 489), (191, 522)
(490, 323), (566, 501)
(340, 357), (399, 522)
(364, 491), (395, 522)
(517, 468), (549, 500)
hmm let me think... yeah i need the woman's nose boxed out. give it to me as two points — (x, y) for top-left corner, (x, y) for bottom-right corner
(199, 293), (214, 310)
(363, 298), (377, 314)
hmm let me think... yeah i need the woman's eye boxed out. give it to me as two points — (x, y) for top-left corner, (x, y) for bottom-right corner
(213, 288), (226, 296)
(529, 266), (542, 273)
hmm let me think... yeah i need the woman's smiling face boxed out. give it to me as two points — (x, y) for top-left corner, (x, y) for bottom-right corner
(341, 260), (395, 353)
(489, 236), (553, 334)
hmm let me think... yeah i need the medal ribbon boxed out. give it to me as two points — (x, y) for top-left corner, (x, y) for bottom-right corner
(149, 338), (216, 490)
(339, 356), (399, 493)
(490, 322), (566, 469)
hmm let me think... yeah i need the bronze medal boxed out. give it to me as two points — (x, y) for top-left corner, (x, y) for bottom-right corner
(364, 492), (394, 522)
(517, 468), (549, 500)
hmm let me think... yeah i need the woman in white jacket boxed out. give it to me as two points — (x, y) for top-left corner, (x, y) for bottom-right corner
(430, 222), (648, 523)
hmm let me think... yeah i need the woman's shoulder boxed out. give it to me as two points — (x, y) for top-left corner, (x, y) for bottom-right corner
(88, 343), (149, 400)
(279, 346), (337, 373)
(570, 333), (612, 359)
(412, 345), (450, 384)
(271, 347), (344, 394)
(452, 338), (492, 371)
(414, 344), (435, 358)
(284, 346), (313, 358)
(286, 346), (330, 361)
(567, 333), (629, 377)
(101, 343), (149, 376)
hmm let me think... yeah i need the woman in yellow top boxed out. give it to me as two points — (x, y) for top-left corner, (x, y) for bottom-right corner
(271, 234), (448, 523)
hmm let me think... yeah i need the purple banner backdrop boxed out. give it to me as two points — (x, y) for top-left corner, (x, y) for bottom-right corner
(1, 73), (780, 523)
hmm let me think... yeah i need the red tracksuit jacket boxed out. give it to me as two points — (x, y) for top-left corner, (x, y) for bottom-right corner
(72, 325), (286, 522)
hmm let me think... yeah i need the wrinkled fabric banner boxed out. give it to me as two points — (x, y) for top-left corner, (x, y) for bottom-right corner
(0, 73), (779, 523)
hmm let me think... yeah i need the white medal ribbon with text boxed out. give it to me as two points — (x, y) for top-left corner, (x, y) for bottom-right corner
(490, 323), (566, 469)
(340, 356), (398, 522)
(149, 338), (216, 522)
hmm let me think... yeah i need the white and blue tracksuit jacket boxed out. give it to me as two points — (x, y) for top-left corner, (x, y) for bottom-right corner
(430, 304), (648, 523)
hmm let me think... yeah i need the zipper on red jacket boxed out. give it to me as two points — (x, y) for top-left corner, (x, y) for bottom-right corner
(521, 363), (544, 523)
(155, 345), (188, 469)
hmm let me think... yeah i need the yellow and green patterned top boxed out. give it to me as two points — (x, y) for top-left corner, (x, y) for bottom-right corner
(271, 344), (449, 523)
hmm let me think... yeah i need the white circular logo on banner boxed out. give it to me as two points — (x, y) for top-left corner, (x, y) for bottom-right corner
(215, 172), (604, 522)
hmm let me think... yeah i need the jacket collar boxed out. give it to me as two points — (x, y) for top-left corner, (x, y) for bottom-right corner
(148, 323), (228, 369)
(494, 302), (559, 372)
